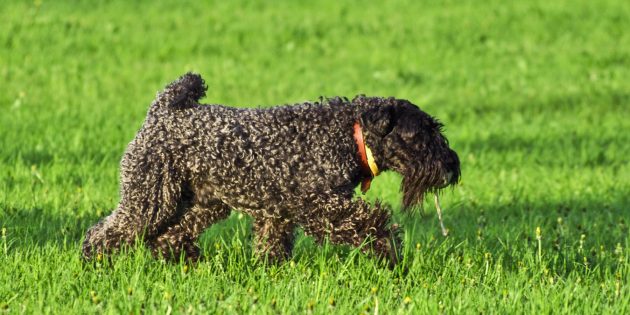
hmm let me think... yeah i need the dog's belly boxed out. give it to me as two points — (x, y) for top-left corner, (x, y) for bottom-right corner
(191, 166), (355, 216)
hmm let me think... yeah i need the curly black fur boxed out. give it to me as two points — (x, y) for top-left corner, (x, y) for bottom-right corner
(82, 72), (460, 266)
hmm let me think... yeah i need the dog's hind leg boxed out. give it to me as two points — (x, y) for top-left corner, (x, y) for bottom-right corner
(82, 149), (188, 260)
(82, 73), (208, 261)
(299, 194), (401, 267)
(150, 200), (231, 261)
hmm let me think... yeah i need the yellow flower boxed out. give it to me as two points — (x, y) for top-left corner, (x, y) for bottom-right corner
(163, 291), (172, 301)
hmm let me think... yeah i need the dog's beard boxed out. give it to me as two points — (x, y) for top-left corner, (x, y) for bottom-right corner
(400, 164), (444, 211)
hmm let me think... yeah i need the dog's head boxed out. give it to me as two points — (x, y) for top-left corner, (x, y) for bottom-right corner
(354, 96), (461, 210)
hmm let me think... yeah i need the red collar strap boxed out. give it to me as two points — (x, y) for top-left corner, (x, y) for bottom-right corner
(353, 121), (375, 193)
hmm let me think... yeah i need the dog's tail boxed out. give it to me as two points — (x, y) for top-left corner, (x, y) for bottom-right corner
(151, 72), (207, 110)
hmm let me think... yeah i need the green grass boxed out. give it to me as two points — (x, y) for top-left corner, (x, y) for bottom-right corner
(1, 0), (629, 313)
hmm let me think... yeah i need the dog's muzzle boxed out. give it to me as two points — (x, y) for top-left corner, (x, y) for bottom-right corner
(437, 172), (452, 188)
(439, 170), (459, 188)
(446, 171), (454, 184)
(441, 150), (461, 188)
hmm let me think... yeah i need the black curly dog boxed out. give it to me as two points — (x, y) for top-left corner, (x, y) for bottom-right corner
(82, 73), (460, 266)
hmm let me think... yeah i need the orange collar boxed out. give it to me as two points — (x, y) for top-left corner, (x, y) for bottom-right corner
(353, 122), (379, 193)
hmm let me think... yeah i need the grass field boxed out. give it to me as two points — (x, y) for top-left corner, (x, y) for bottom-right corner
(1, 0), (629, 313)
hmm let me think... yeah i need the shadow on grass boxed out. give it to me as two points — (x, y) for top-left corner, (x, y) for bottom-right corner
(458, 130), (629, 168)
(2, 194), (627, 276)
(12, 146), (122, 167)
(399, 195), (628, 246)
(392, 194), (629, 275)
(0, 206), (96, 250)
(452, 90), (630, 121)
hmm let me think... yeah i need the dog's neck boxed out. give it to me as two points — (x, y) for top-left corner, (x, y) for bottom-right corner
(353, 122), (380, 193)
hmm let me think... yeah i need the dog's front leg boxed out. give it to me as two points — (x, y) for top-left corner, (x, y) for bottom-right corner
(299, 194), (401, 267)
(251, 215), (296, 264)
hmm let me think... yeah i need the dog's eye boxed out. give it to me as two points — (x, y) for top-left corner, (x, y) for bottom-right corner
(399, 128), (422, 144)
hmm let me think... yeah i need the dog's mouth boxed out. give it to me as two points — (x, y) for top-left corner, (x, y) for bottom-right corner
(438, 170), (460, 188)
(401, 167), (460, 211)
(436, 172), (453, 189)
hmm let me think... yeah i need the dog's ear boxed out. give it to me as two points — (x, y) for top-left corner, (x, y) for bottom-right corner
(360, 106), (395, 137)
(390, 101), (431, 143)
